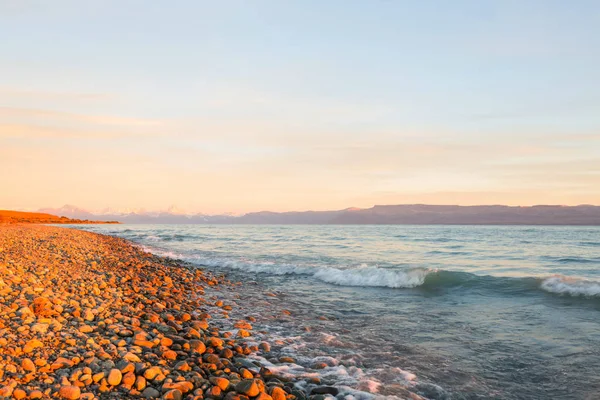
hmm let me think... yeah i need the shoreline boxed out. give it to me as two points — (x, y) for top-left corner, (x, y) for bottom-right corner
(0, 225), (373, 400)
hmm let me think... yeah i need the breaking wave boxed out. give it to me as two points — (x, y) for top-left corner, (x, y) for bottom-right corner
(540, 275), (600, 297)
(139, 245), (600, 298)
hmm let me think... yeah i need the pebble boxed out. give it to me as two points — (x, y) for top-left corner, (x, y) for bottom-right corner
(235, 379), (260, 397)
(107, 369), (122, 386)
(58, 385), (81, 399)
(0, 226), (318, 400)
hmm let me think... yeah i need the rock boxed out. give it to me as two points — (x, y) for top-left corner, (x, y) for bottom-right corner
(255, 393), (273, 400)
(310, 386), (339, 396)
(210, 376), (230, 391)
(235, 380), (260, 397)
(84, 309), (95, 321)
(162, 350), (177, 360)
(224, 393), (250, 400)
(189, 340), (206, 354)
(144, 366), (163, 380)
(119, 329), (133, 337)
(58, 385), (81, 399)
(12, 388), (26, 399)
(107, 368), (122, 386)
(21, 357), (36, 372)
(123, 352), (142, 363)
(142, 387), (161, 398)
(92, 372), (105, 383)
(52, 357), (75, 369)
(259, 342), (271, 352)
(31, 323), (49, 334)
(79, 325), (94, 333)
(135, 375), (147, 391)
(291, 389), (307, 400)
(269, 386), (287, 400)
(122, 371), (136, 387)
(237, 329), (251, 338)
(234, 320), (252, 330)
(23, 339), (43, 353)
(163, 389), (183, 400)
(207, 337), (223, 348)
(0, 386), (13, 398)
(206, 386), (222, 399)
(29, 390), (44, 399)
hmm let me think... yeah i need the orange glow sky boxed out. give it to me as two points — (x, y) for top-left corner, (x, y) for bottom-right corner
(1, 2), (599, 214)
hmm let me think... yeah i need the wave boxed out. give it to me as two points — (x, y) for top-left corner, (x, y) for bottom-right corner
(426, 250), (471, 256)
(580, 241), (600, 247)
(556, 257), (599, 264)
(543, 256), (599, 264)
(138, 245), (600, 298)
(540, 276), (600, 297)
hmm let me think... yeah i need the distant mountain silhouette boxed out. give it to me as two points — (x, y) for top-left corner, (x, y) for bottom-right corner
(0, 210), (118, 224)
(38, 204), (600, 225)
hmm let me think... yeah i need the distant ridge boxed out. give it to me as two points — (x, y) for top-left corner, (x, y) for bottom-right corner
(36, 204), (600, 225)
(0, 210), (119, 224)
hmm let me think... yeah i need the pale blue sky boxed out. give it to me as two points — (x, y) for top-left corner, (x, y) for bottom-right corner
(1, 1), (599, 212)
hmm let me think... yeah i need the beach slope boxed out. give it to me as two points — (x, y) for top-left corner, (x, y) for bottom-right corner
(0, 225), (327, 400)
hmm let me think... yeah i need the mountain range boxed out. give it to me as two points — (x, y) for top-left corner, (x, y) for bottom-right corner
(37, 204), (600, 225)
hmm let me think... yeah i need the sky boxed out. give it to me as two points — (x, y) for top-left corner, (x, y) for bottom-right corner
(1, 0), (599, 214)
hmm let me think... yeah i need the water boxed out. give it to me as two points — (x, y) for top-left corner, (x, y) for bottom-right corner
(74, 224), (600, 399)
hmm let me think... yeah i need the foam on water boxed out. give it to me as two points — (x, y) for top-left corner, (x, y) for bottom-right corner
(141, 244), (600, 299)
(540, 275), (600, 297)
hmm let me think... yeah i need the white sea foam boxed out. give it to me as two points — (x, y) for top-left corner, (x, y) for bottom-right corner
(193, 256), (431, 289)
(137, 243), (434, 289)
(540, 275), (600, 297)
(313, 267), (429, 288)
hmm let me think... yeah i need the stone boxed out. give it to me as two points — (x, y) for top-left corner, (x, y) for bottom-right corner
(22, 357), (36, 372)
(83, 309), (95, 321)
(235, 380), (260, 397)
(259, 342), (271, 352)
(207, 337), (223, 348)
(270, 386), (287, 400)
(163, 389), (183, 400)
(144, 366), (163, 380)
(206, 386), (222, 399)
(162, 350), (178, 360)
(142, 387), (160, 398)
(210, 376), (230, 391)
(0, 386), (13, 398)
(135, 375), (147, 391)
(255, 393), (273, 400)
(107, 368), (122, 386)
(92, 372), (105, 383)
(58, 385), (81, 399)
(310, 386), (339, 396)
(122, 371), (136, 387)
(23, 339), (43, 353)
(31, 323), (49, 334)
(189, 339), (206, 354)
(237, 329), (251, 338)
(12, 388), (27, 399)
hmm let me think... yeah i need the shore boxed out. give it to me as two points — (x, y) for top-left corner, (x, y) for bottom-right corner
(0, 225), (354, 400)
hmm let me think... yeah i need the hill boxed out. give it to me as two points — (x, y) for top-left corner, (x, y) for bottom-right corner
(36, 204), (600, 225)
(0, 210), (119, 224)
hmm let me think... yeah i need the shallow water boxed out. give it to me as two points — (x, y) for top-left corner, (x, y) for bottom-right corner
(75, 224), (600, 399)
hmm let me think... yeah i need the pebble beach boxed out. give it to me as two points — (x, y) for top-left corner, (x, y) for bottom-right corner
(0, 225), (360, 400)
